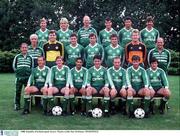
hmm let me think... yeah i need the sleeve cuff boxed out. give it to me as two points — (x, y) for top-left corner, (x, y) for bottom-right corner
(165, 86), (169, 89)
(105, 84), (109, 87)
(122, 85), (126, 89)
(145, 85), (148, 88)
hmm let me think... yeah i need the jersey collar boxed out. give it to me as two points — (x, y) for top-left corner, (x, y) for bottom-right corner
(40, 28), (48, 33)
(145, 27), (154, 32)
(110, 44), (119, 49)
(93, 66), (102, 71)
(150, 67), (158, 72)
(105, 28), (113, 33)
(38, 66), (45, 71)
(113, 66), (121, 72)
(56, 65), (64, 71)
(70, 43), (78, 48)
(132, 66), (140, 72)
(60, 28), (69, 33)
(89, 43), (98, 48)
(75, 67), (82, 72)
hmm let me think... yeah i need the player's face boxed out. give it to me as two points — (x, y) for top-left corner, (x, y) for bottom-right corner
(111, 37), (118, 46)
(40, 21), (47, 29)
(94, 59), (101, 68)
(83, 17), (90, 27)
(113, 59), (121, 69)
(124, 20), (132, 28)
(131, 32), (140, 42)
(49, 33), (57, 42)
(89, 36), (97, 45)
(132, 60), (140, 69)
(60, 22), (68, 30)
(20, 44), (28, 55)
(56, 58), (63, 67)
(146, 21), (154, 28)
(76, 59), (83, 69)
(37, 57), (45, 67)
(151, 61), (158, 70)
(70, 36), (77, 45)
(156, 39), (164, 50)
(105, 20), (112, 29)
(30, 37), (38, 46)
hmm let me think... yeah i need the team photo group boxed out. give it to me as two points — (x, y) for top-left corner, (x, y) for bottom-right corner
(12, 14), (171, 119)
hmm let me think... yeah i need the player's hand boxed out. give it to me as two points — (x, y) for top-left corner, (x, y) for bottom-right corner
(144, 87), (149, 92)
(111, 88), (117, 93)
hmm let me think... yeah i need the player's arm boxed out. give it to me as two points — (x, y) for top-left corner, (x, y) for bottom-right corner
(27, 70), (35, 87)
(147, 49), (153, 67)
(143, 44), (147, 63)
(107, 68), (115, 89)
(139, 30), (143, 42)
(44, 67), (50, 87)
(104, 69), (109, 87)
(61, 43), (64, 59)
(142, 69), (149, 88)
(49, 67), (54, 87)
(126, 68), (132, 88)
(82, 68), (88, 88)
(120, 47), (125, 66)
(69, 69), (74, 88)
(122, 69), (127, 89)
(167, 50), (171, 69)
(100, 45), (104, 62)
(86, 69), (92, 87)
(118, 30), (122, 44)
(160, 69), (169, 88)
(125, 44), (129, 63)
(80, 46), (85, 61)
(66, 66), (71, 87)
(98, 31), (102, 44)
(12, 55), (18, 71)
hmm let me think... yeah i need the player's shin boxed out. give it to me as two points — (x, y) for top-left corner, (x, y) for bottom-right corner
(127, 96), (134, 117)
(69, 94), (75, 115)
(86, 96), (92, 116)
(62, 95), (69, 115)
(42, 96), (48, 114)
(144, 96), (151, 117)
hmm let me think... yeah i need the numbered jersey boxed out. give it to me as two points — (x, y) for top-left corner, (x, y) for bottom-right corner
(146, 67), (169, 89)
(70, 67), (88, 89)
(27, 66), (50, 87)
(56, 29), (73, 47)
(118, 27), (133, 48)
(99, 28), (117, 48)
(84, 43), (104, 68)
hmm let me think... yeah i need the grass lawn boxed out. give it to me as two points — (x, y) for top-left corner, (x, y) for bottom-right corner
(0, 73), (180, 130)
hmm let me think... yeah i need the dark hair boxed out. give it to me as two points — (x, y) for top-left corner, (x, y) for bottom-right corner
(93, 55), (102, 60)
(105, 17), (112, 22)
(20, 42), (28, 47)
(132, 55), (140, 61)
(55, 56), (63, 61)
(110, 33), (118, 39)
(150, 57), (158, 64)
(89, 33), (96, 38)
(49, 30), (56, 35)
(146, 16), (154, 22)
(76, 57), (83, 62)
(70, 33), (77, 38)
(37, 56), (46, 61)
(124, 16), (132, 22)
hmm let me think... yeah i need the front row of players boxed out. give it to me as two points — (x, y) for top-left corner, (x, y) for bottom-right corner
(22, 55), (171, 118)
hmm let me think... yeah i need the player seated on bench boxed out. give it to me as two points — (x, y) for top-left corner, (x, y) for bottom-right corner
(86, 55), (110, 117)
(47, 56), (71, 116)
(146, 57), (171, 114)
(22, 56), (50, 115)
(70, 57), (88, 115)
(126, 55), (152, 118)
(107, 57), (127, 115)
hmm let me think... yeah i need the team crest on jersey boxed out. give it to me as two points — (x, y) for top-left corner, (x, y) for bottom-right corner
(156, 72), (160, 76)
(116, 50), (120, 53)
(76, 48), (80, 52)
(56, 46), (59, 50)
(119, 73), (122, 76)
(92, 72), (96, 76)
(42, 72), (46, 76)
(95, 48), (98, 51)
(63, 36), (66, 39)
(62, 71), (65, 75)
(132, 73), (134, 76)
(135, 76), (138, 79)
(150, 73), (153, 77)
(36, 73), (39, 76)
(80, 73), (83, 77)
(138, 72), (141, 76)
(100, 71), (104, 75)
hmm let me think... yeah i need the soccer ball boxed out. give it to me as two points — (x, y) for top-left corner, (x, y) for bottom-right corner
(92, 108), (103, 118)
(134, 108), (145, 119)
(52, 106), (62, 116)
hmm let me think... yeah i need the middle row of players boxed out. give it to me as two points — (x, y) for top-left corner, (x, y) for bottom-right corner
(23, 54), (170, 118)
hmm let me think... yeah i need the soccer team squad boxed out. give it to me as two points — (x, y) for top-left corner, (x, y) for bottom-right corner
(12, 15), (171, 118)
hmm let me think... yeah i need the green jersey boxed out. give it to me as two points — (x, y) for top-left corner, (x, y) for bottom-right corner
(148, 48), (171, 73)
(13, 53), (33, 78)
(65, 44), (84, 68)
(84, 43), (104, 68)
(27, 66), (50, 87)
(70, 67), (88, 89)
(28, 46), (44, 67)
(77, 26), (97, 47)
(146, 67), (169, 90)
(107, 66), (126, 90)
(140, 27), (159, 51)
(126, 66), (149, 91)
(104, 44), (124, 67)
(56, 29), (73, 47)
(49, 65), (71, 87)
(35, 28), (49, 48)
(118, 27), (133, 48)
(99, 28), (117, 48)
(87, 66), (108, 91)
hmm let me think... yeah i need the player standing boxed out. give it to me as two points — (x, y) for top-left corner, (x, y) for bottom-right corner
(99, 17), (117, 48)
(57, 17), (73, 47)
(13, 43), (33, 110)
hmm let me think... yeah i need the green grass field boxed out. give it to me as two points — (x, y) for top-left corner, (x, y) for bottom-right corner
(0, 73), (179, 130)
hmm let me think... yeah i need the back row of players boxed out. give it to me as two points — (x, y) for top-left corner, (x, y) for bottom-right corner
(13, 15), (171, 118)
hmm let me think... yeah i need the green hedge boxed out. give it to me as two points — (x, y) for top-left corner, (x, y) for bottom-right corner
(0, 49), (20, 73)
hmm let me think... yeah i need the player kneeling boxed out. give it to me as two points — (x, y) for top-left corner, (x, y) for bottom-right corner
(22, 57), (50, 115)
(126, 55), (152, 118)
(107, 57), (127, 115)
(46, 56), (71, 116)
(86, 55), (110, 117)
(146, 57), (171, 114)
(70, 58), (87, 115)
